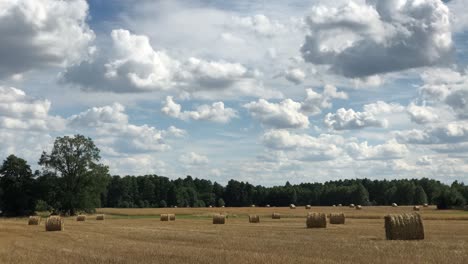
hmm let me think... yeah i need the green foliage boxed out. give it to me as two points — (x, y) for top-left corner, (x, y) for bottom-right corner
(217, 198), (225, 207)
(38, 135), (110, 215)
(0, 155), (36, 216)
(435, 187), (466, 209)
(35, 199), (50, 212)
(414, 185), (428, 205)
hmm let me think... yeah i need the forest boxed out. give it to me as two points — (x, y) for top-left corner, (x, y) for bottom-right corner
(0, 135), (467, 216)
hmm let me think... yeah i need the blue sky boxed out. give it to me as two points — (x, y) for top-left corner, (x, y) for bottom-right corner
(1, 0), (468, 185)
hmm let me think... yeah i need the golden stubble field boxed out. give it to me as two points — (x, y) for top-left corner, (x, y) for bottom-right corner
(1, 206), (467, 264)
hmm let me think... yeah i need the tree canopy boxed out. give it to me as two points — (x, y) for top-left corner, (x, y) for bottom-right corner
(0, 135), (467, 216)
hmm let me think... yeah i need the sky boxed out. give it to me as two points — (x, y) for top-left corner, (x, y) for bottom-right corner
(1, 0), (468, 186)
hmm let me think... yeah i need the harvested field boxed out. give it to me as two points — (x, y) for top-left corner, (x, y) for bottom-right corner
(0, 206), (466, 263)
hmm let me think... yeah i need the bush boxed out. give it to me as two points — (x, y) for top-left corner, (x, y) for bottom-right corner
(435, 188), (466, 209)
(35, 200), (50, 212)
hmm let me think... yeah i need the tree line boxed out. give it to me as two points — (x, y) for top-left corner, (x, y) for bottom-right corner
(0, 135), (467, 216)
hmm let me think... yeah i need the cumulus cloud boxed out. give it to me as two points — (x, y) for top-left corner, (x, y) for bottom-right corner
(419, 68), (468, 119)
(161, 96), (237, 123)
(284, 68), (306, 84)
(324, 101), (404, 130)
(301, 0), (453, 77)
(301, 85), (348, 115)
(406, 103), (439, 124)
(261, 130), (344, 161)
(0, 86), (64, 131)
(68, 103), (184, 154)
(229, 14), (287, 37)
(179, 152), (209, 165)
(0, 0), (94, 78)
(346, 140), (409, 160)
(396, 122), (468, 144)
(62, 29), (280, 99)
(244, 99), (309, 129)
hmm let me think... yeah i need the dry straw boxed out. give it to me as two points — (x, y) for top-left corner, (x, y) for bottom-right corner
(306, 213), (327, 228)
(305, 205), (312, 209)
(384, 213), (424, 240)
(272, 213), (281, 219)
(96, 214), (105, 220)
(392, 203), (398, 207)
(169, 214), (176, 221)
(329, 213), (345, 224)
(413, 206), (420, 211)
(76, 215), (86, 221)
(290, 204), (296, 209)
(356, 205), (362, 210)
(160, 214), (169, 221)
(45, 216), (64, 231)
(28, 216), (41, 225)
(213, 214), (226, 224)
(249, 215), (260, 223)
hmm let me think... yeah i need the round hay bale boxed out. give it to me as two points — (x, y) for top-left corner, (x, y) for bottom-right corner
(28, 216), (41, 225)
(392, 203), (398, 207)
(306, 213), (327, 228)
(266, 204), (271, 207)
(209, 205), (213, 208)
(338, 204), (342, 207)
(248, 214), (260, 223)
(423, 203), (428, 207)
(349, 204), (355, 208)
(356, 205), (362, 210)
(96, 214), (105, 220)
(305, 205), (312, 209)
(213, 214), (226, 224)
(160, 214), (169, 221)
(221, 205), (225, 208)
(272, 213), (281, 219)
(174, 206), (178, 208)
(251, 204), (256, 207)
(332, 205), (336, 207)
(76, 215), (86, 221)
(169, 214), (176, 221)
(329, 213), (345, 224)
(289, 204), (296, 209)
(45, 216), (64, 231)
(384, 213), (424, 240)
(413, 206), (420, 211)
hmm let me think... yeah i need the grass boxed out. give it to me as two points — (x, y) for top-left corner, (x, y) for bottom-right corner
(0, 206), (467, 263)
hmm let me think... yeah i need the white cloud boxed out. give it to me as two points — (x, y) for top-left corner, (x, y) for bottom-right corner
(244, 98), (309, 129)
(68, 103), (183, 154)
(161, 96), (237, 123)
(325, 101), (405, 130)
(396, 122), (468, 144)
(179, 152), (209, 165)
(406, 103), (439, 124)
(325, 108), (386, 130)
(419, 68), (468, 120)
(301, 0), (453, 77)
(346, 140), (409, 160)
(229, 14), (287, 37)
(0, 0), (94, 78)
(301, 85), (348, 115)
(261, 130), (345, 161)
(284, 68), (306, 84)
(62, 29), (281, 99)
(0, 86), (64, 131)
